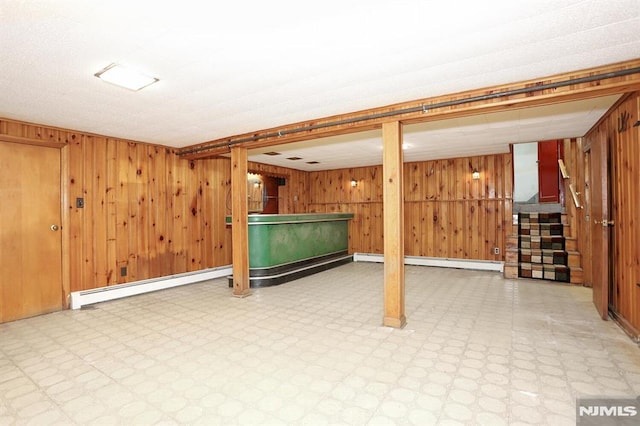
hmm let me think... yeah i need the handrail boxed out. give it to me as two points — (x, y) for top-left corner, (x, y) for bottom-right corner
(569, 183), (583, 209)
(558, 159), (570, 179)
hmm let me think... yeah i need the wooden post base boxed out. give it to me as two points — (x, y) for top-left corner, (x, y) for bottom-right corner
(232, 288), (251, 298)
(383, 315), (407, 329)
(231, 277), (251, 298)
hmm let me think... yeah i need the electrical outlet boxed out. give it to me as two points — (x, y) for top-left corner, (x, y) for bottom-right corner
(76, 197), (84, 208)
(493, 247), (500, 255)
(120, 267), (127, 277)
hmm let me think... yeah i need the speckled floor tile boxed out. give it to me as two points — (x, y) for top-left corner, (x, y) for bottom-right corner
(1, 263), (639, 425)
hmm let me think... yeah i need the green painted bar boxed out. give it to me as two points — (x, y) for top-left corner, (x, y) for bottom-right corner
(226, 213), (354, 268)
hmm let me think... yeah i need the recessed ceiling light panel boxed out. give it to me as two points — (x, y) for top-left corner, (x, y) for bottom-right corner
(95, 63), (159, 91)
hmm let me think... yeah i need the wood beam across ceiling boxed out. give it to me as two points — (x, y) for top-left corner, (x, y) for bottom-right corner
(178, 59), (640, 160)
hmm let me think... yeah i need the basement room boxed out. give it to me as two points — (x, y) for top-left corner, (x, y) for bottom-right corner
(1, 1), (639, 424)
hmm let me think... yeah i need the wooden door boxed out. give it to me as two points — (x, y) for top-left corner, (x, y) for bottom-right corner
(590, 132), (610, 320)
(262, 176), (279, 214)
(0, 142), (63, 322)
(537, 140), (560, 203)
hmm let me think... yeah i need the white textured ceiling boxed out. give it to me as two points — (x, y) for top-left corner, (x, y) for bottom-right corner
(245, 95), (620, 171)
(1, 1), (639, 170)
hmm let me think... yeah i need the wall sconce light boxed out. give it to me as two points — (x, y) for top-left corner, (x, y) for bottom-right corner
(472, 169), (480, 180)
(248, 172), (262, 188)
(350, 178), (358, 187)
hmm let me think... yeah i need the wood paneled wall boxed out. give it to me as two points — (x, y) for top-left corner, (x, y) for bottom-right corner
(610, 94), (640, 333)
(308, 154), (513, 260)
(247, 175), (264, 213)
(0, 118), (304, 296)
(562, 138), (592, 285)
(609, 94), (640, 333)
(247, 161), (309, 214)
(3, 117), (514, 299)
(67, 137), (233, 291)
(308, 167), (384, 254)
(582, 92), (640, 335)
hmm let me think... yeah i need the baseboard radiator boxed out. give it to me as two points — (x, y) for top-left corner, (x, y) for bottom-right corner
(353, 253), (504, 272)
(69, 265), (232, 310)
(70, 255), (502, 309)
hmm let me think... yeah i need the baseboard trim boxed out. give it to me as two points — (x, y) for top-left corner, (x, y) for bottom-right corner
(353, 253), (504, 272)
(69, 254), (504, 309)
(69, 265), (232, 309)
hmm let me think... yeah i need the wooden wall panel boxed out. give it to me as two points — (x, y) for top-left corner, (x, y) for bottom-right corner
(3, 116), (515, 301)
(247, 161), (309, 213)
(186, 157), (201, 272)
(92, 136), (109, 288)
(210, 158), (232, 267)
(66, 133), (83, 291)
(582, 92), (640, 336)
(247, 176), (263, 213)
(0, 117), (313, 294)
(309, 153), (512, 261)
(562, 137), (592, 285)
(0, 119), (72, 146)
(0, 119), (239, 294)
(167, 151), (185, 276)
(72, 147), (238, 288)
(609, 94), (639, 333)
(105, 138), (118, 284)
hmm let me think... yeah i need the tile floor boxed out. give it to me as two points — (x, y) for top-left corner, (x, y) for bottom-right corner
(1, 263), (639, 425)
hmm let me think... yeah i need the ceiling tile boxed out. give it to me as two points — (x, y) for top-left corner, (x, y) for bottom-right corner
(0, 1), (635, 169)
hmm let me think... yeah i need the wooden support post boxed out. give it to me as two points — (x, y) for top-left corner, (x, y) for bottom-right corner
(382, 121), (406, 328)
(231, 147), (250, 297)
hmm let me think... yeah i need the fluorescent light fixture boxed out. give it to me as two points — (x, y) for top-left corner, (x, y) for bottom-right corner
(95, 63), (158, 91)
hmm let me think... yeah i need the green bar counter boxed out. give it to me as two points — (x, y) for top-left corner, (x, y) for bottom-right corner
(226, 213), (354, 287)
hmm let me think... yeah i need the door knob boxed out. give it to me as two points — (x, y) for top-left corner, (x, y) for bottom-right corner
(50, 224), (59, 231)
(594, 220), (614, 227)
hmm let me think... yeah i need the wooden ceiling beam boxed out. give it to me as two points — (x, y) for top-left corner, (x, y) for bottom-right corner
(178, 58), (640, 160)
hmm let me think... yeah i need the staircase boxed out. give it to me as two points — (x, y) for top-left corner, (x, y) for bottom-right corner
(504, 212), (583, 284)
